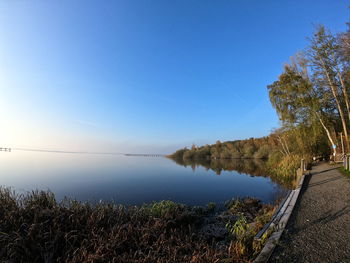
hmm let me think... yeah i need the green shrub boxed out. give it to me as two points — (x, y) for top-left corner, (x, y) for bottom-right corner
(141, 200), (182, 217)
(266, 151), (282, 167)
(275, 154), (300, 176)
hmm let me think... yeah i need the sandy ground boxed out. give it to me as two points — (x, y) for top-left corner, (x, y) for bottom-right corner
(269, 162), (350, 263)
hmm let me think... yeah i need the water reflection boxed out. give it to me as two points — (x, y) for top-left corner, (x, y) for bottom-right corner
(169, 158), (295, 189)
(1, 152), (289, 206)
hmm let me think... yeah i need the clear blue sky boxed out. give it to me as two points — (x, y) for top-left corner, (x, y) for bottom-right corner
(0, 0), (349, 153)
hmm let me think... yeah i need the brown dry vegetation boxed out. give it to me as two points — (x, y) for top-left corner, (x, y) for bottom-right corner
(0, 188), (275, 263)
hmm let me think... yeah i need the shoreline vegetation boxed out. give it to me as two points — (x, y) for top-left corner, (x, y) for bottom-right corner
(167, 138), (306, 182)
(0, 188), (276, 263)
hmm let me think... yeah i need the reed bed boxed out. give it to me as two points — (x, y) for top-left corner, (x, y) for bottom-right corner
(0, 187), (275, 263)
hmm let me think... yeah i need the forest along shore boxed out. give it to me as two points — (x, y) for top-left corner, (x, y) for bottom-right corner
(269, 162), (350, 263)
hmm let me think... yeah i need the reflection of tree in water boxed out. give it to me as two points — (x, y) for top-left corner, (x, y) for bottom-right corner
(170, 158), (295, 188)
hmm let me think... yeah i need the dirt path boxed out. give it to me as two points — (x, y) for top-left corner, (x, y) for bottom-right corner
(269, 162), (350, 263)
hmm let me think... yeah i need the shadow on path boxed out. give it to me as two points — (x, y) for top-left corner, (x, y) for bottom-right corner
(310, 205), (350, 224)
(307, 175), (344, 188)
(310, 166), (339, 175)
(291, 205), (350, 235)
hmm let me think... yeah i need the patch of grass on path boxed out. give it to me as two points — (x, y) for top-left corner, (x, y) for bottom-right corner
(338, 167), (350, 178)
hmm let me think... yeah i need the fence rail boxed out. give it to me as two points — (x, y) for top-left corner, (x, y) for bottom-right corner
(253, 159), (307, 263)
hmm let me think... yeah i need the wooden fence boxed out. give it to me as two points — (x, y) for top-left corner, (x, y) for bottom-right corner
(253, 159), (307, 263)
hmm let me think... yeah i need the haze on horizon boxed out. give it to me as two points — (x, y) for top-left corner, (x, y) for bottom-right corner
(0, 0), (349, 154)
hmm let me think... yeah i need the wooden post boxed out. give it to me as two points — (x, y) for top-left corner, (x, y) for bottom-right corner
(301, 159), (305, 174)
(344, 154), (347, 170)
(347, 155), (350, 171)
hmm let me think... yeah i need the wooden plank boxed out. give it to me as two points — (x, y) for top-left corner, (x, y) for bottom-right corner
(253, 172), (306, 263)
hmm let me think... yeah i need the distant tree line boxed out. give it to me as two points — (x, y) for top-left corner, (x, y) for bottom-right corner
(169, 137), (277, 161)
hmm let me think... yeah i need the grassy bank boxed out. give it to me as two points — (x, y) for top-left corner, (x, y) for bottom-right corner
(0, 188), (276, 263)
(338, 167), (350, 179)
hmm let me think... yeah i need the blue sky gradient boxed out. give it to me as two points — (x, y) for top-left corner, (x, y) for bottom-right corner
(0, 0), (349, 153)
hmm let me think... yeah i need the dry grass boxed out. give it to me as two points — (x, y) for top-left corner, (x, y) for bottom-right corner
(0, 188), (275, 263)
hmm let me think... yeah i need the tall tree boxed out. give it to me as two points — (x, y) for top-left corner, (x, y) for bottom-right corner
(268, 61), (337, 155)
(307, 25), (350, 149)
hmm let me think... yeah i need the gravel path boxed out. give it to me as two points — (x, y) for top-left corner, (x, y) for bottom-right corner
(269, 162), (350, 263)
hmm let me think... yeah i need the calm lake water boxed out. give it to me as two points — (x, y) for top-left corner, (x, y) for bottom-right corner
(0, 151), (288, 206)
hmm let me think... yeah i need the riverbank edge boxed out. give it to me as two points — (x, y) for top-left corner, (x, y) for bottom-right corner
(253, 168), (307, 263)
(166, 155), (268, 160)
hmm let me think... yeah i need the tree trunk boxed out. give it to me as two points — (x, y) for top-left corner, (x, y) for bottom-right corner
(319, 55), (349, 149)
(277, 135), (290, 156)
(317, 114), (337, 156)
(338, 72), (350, 153)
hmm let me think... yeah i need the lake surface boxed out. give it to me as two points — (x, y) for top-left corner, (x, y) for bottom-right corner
(0, 151), (288, 206)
